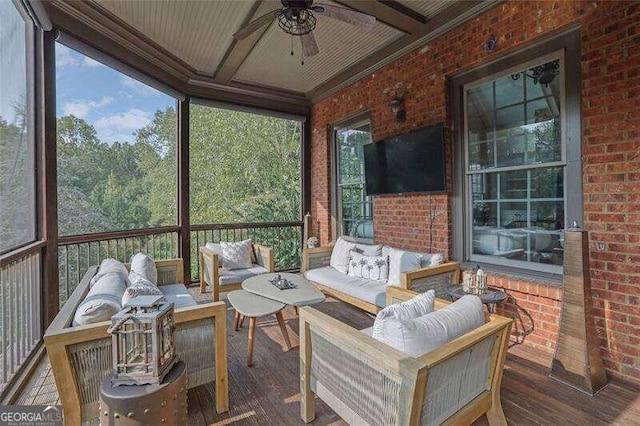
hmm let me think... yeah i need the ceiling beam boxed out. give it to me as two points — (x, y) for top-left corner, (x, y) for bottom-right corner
(334, 0), (426, 34)
(309, 0), (494, 101)
(215, 0), (281, 83)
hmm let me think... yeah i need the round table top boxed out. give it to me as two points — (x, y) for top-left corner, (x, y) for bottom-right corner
(445, 285), (508, 304)
(242, 272), (325, 307)
(227, 290), (285, 317)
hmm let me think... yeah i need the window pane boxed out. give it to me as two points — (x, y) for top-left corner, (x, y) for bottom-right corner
(336, 122), (372, 239)
(189, 105), (301, 224)
(55, 44), (177, 236)
(0, 2), (35, 252)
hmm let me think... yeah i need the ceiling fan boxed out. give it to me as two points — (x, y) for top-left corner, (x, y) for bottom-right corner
(233, 0), (376, 60)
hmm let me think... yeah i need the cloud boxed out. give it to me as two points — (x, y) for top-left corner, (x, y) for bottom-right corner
(120, 75), (158, 97)
(94, 108), (153, 143)
(56, 45), (80, 68)
(82, 57), (105, 68)
(62, 96), (114, 119)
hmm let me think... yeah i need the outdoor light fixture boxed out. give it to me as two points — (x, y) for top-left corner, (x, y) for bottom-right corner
(512, 59), (560, 86)
(277, 7), (317, 35)
(391, 95), (406, 122)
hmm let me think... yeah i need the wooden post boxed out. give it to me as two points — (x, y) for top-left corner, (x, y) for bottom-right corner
(177, 98), (191, 285)
(549, 227), (607, 394)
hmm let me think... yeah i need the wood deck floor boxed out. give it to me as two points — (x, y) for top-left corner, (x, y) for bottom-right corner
(19, 288), (640, 425)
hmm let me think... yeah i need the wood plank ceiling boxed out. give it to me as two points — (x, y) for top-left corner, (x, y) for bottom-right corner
(43, 0), (501, 113)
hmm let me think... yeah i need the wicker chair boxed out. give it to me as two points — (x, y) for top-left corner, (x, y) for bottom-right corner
(199, 243), (275, 301)
(299, 286), (512, 425)
(44, 259), (228, 425)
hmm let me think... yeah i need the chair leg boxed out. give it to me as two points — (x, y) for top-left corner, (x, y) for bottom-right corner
(486, 394), (507, 426)
(247, 317), (256, 366)
(275, 311), (292, 350)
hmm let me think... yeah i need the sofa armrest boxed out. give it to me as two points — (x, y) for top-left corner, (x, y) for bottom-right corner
(253, 244), (275, 272)
(199, 246), (220, 299)
(301, 246), (333, 273)
(400, 261), (461, 298)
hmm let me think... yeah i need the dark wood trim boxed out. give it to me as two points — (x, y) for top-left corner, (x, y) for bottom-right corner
(0, 241), (47, 268)
(309, 0), (496, 101)
(334, 0), (424, 33)
(301, 118), (312, 218)
(215, 0), (280, 83)
(378, 0), (428, 25)
(178, 99), (191, 285)
(190, 221), (303, 231)
(58, 226), (180, 246)
(40, 29), (59, 328)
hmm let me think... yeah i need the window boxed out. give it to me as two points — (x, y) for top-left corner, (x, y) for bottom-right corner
(0, 1), (35, 253)
(55, 43), (177, 236)
(457, 46), (580, 276)
(333, 120), (373, 240)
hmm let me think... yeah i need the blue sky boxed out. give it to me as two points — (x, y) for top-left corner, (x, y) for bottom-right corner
(55, 43), (175, 144)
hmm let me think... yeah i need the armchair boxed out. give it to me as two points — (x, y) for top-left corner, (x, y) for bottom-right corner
(299, 286), (512, 425)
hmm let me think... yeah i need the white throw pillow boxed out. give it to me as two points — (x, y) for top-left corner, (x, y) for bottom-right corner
(422, 253), (444, 268)
(220, 240), (253, 270)
(90, 258), (130, 288)
(122, 283), (164, 306)
(129, 253), (158, 285)
(205, 242), (222, 256)
(374, 295), (485, 357)
(372, 290), (435, 340)
(73, 272), (127, 326)
(354, 243), (383, 257)
(347, 252), (389, 281)
(387, 248), (423, 286)
(329, 237), (356, 274)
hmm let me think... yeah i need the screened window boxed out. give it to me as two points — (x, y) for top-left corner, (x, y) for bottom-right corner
(464, 54), (566, 272)
(0, 1), (35, 253)
(55, 43), (177, 236)
(334, 120), (373, 240)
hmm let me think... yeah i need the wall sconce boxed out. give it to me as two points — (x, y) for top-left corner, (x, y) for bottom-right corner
(390, 95), (406, 123)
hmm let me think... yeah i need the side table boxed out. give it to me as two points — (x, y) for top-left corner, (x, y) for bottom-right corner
(99, 360), (187, 425)
(445, 285), (508, 313)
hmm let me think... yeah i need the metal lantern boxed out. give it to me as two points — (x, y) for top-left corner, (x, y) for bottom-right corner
(108, 295), (176, 386)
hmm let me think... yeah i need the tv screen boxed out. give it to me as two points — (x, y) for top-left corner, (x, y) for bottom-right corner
(364, 123), (445, 195)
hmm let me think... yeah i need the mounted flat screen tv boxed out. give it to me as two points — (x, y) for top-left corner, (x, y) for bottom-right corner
(364, 123), (446, 195)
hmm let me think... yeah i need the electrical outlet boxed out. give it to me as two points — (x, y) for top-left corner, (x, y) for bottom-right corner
(595, 242), (605, 251)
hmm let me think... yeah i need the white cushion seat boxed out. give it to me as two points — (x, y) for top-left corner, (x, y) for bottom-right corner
(304, 266), (387, 308)
(218, 264), (270, 286)
(160, 284), (198, 309)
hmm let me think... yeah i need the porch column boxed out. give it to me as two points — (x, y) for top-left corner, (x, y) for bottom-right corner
(178, 98), (191, 285)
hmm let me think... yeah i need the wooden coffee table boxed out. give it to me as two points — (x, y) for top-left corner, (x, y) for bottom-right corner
(227, 290), (291, 366)
(242, 272), (325, 307)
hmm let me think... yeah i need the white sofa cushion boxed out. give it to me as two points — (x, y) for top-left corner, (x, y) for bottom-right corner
(354, 243), (383, 257)
(347, 252), (389, 281)
(218, 264), (269, 286)
(160, 284), (198, 309)
(73, 272), (127, 326)
(387, 248), (423, 286)
(422, 253), (444, 268)
(330, 237), (356, 274)
(372, 290), (435, 340)
(122, 283), (164, 306)
(129, 253), (158, 285)
(90, 258), (130, 288)
(304, 266), (387, 308)
(221, 240), (253, 270)
(373, 295), (485, 357)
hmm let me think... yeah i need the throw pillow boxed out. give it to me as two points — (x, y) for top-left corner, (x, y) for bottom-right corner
(220, 240), (253, 270)
(387, 248), (423, 286)
(421, 253), (444, 268)
(329, 237), (356, 274)
(90, 258), (130, 288)
(73, 272), (127, 326)
(205, 242), (222, 256)
(354, 243), (383, 257)
(122, 283), (164, 306)
(373, 295), (485, 357)
(129, 253), (158, 285)
(372, 290), (435, 340)
(346, 252), (389, 281)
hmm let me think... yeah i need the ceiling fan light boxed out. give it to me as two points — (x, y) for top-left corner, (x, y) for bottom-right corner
(278, 9), (316, 35)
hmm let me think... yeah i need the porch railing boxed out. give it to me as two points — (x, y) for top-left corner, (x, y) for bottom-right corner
(58, 227), (179, 307)
(190, 221), (303, 282)
(0, 246), (42, 394)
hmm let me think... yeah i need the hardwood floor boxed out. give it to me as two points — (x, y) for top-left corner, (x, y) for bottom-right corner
(20, 289), (640, 425)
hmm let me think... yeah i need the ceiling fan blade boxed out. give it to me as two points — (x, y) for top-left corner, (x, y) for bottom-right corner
(233, 9), (280, 40)
(301, 32), (319, 57)
(315, 3), (376, 28)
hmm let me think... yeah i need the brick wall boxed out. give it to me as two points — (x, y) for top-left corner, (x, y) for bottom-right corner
(310, 0), (640, 385)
